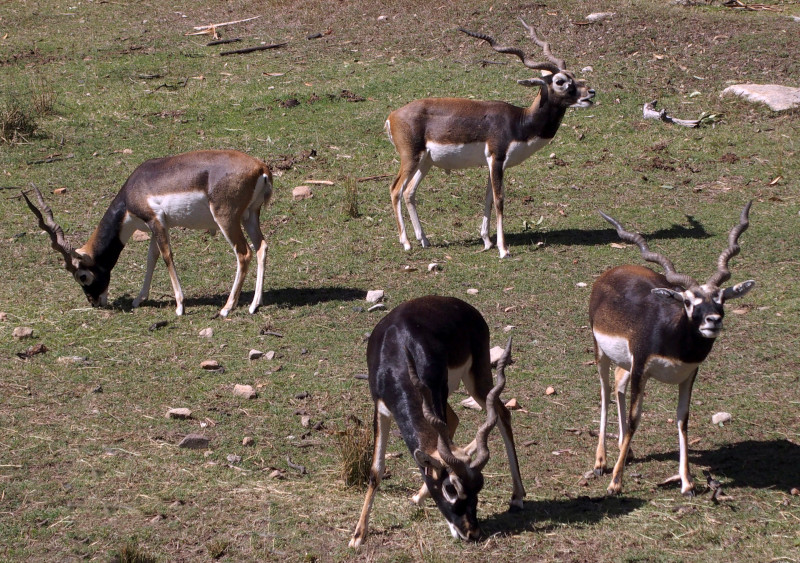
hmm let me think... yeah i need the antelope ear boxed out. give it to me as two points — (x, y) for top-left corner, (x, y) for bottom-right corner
(517, 78), (547, 88)
(73, 247), (95, 267)
(722, 280), (755, 301)
(414, 449), (444, 471)
(652, 288), (683, 302)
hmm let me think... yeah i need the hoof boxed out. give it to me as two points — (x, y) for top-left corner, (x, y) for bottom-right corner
(508, 499), (524, 512)
(593, 467), (606, 477)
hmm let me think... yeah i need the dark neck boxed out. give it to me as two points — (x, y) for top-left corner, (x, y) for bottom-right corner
(86, 194), (127, 272)
(523, 90), (568, 139)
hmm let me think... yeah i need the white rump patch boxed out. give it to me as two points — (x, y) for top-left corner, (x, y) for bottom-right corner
(148, 192), (216, 230)
(447, 356), (473, 393)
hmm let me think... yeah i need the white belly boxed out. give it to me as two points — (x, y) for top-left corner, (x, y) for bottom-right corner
(148, 192), (217, 230)
(427, 141), (486, 170)
(594, 330), (699, 385)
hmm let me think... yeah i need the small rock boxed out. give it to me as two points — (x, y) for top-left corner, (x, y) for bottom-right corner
(166, 408), (193, 420)
(722, 84), (800, 112)
(461, 397), (482, 410)
(790, 487), (799, 496)
(178, 434), (209, 449)
(198, 327), (213, 338)
(242, 436), (255, 447)
(57, 355), (89, 365)
(352, 306), (365, 313)
(201, 359), (221, 370)
(249, 349), (264, 360)
(503, 325), (515, 333)
(131, 230), (150, 242)
(295, 391), (310, 400)
(466, 288), (479, 295)
(53, 187), (67, 195)
(269, 469), (285, 479)
(226, 454), (241, 464)
(489, 346), (507, 367)
(148, 320), (168, 331)
(0, 312), (7, 321)
(505, 398), (521, 410)
(368, 303), (386, 312)
(91, 385), (103, 394)
(292, 185), (313, 200)
(585, 12), (614, 22)
(428, 263), (440, 272)
(233, 384), (257, 399)
(377, 15), (388, 21)
(712, 412), (732, 425)
(12, 327), (34, 339)
(545, 386), (556, 396)
(265, 350), (276, 360)
(581, 66), (594, 73)
(576, 282), (588, 288)
(301, 415), (312, 427)
(366, 289), (384, 303)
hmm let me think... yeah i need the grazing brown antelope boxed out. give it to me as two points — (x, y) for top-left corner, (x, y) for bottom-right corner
(590, 203), (755, 496)
(22, 150), (273, 317)
(385, 18), (594, 258)
(349, 296), (525, 548)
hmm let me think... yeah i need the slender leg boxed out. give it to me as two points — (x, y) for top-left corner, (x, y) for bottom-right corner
(488, 159), (509, 258)
(403, 154), (432, 248)
(149, 221), (184, 316)
(350, 402), (392, 549)
(243, 209), (267, 314)
(594, 351), (612, 476)
(133, 236), (159, 308)
(676, 369), (698, 495)
(480, 177), (494, 251)
(608, 367), (645, 496)
(614, 366), (631, 451)
(212, 207), (252, 318)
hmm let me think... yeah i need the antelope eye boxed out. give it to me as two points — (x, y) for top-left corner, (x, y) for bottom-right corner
(683, 299), (691, 307)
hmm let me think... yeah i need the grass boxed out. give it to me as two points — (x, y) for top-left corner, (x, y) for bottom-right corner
(1, 0), (799, 561)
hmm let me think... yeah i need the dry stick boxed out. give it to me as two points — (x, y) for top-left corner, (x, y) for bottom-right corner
(207, 38), (241, 46)
(356, 173), (392, 182)
(191, 15), (261, 32)
(220, 42), (287, 56)
(642, 100), (700, 128)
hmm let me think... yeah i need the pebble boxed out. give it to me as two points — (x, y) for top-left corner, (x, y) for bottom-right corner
(199, 327), (213, 338)
(712, 412), (732, 425)
(249, 349), (264, 360)
(57, 355), (89, 365)
(242, 436), (255, 447)
(233, 384), (257, 399)
(226, 454), (241, 464)
(13, 327), (34, 339)
(545, 386), (556, 395)
(366, 289), (384, 303)
(178, 434), (209, 449)
(265, 350), (276, 360)
(292, 185), (313, 200)
(201, 359), (221, 370)
(466, 288), (479, 295)
(166, 408), (193, 420)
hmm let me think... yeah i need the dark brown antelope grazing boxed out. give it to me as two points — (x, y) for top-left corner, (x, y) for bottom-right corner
(590, 203), (755, 496)
(22, 150), (273, 317)
(385, 18), (594, 258)
(349, 296), (525, 548)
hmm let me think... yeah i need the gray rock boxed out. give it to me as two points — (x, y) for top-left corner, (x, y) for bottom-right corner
(233, 384), (257, 399)
(248, 349), (264, 360)
(722, 84), (800, 111)
(712, 412), (732, 425)
(366, 289), (384, 303)
(178, 434), (209, 449)
(166, 408), (193, 420)
(13, 327), (34, 339)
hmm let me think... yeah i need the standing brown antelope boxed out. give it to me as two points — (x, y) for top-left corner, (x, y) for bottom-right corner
(349, 296), (525, 548)
(590, 203), (755, 496)
(385, 18), (594, 258)
(22, 150), (273, 317)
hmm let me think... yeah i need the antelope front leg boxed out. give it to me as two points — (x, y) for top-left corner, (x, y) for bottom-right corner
(480, 177), (494, 251)
(350, 404), (391, 549)
(608, 370), (644, 496)
(489, 160), (509, 258)
(150, 221), (185, 316)
(403, 157), (432, 249)
(133, 236), (159, 308)
(676, 370), (698, 496)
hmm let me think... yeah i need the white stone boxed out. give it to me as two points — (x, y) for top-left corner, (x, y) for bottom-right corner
(292, 185), (313, 200)
(199, 327), (213, 338)
(166, 408), (193, 419)
(233, 384), (257, 399)
(249, 349), (264, 360)
(712, 412), (732, 425)
(722, 84), (800, 112)
(466, 288), (479, 295)
(13, 327), (34, 339)
(366, 290), (384, 303)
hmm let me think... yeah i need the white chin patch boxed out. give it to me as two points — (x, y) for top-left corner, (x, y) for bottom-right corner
(447, 521), (465, 540)
(699, 327), (720, 338)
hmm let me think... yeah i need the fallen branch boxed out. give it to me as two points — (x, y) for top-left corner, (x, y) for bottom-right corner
(356, 173), (393, 182)
(286, 455), (308, 475)
(220, 42), (287, 56)
(185, 16), (261, 38)
(207, 38), (241, 46)
(642, 100), (715, 128)
(26, 153), (74, 165)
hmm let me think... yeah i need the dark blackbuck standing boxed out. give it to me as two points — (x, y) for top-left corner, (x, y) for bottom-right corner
(589, 203), (755, 496)
(350, 296), (525, 548)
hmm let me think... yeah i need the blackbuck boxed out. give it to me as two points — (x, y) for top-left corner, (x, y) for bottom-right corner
(385, 18), (594, 258)
(590, 203), (755, 496)
(22, 150), (273, 317)
(349, 296), (525, 548)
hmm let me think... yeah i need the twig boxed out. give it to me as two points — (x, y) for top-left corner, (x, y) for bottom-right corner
(356, 173), (393, 182)
(220, 42), (287, 56)
(26, 154), (74, 165)
(207, 38), (241, 46)
(643, 100), (701, 128)
(190, 16), (260, 32)
(286, 455), (308, 475)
